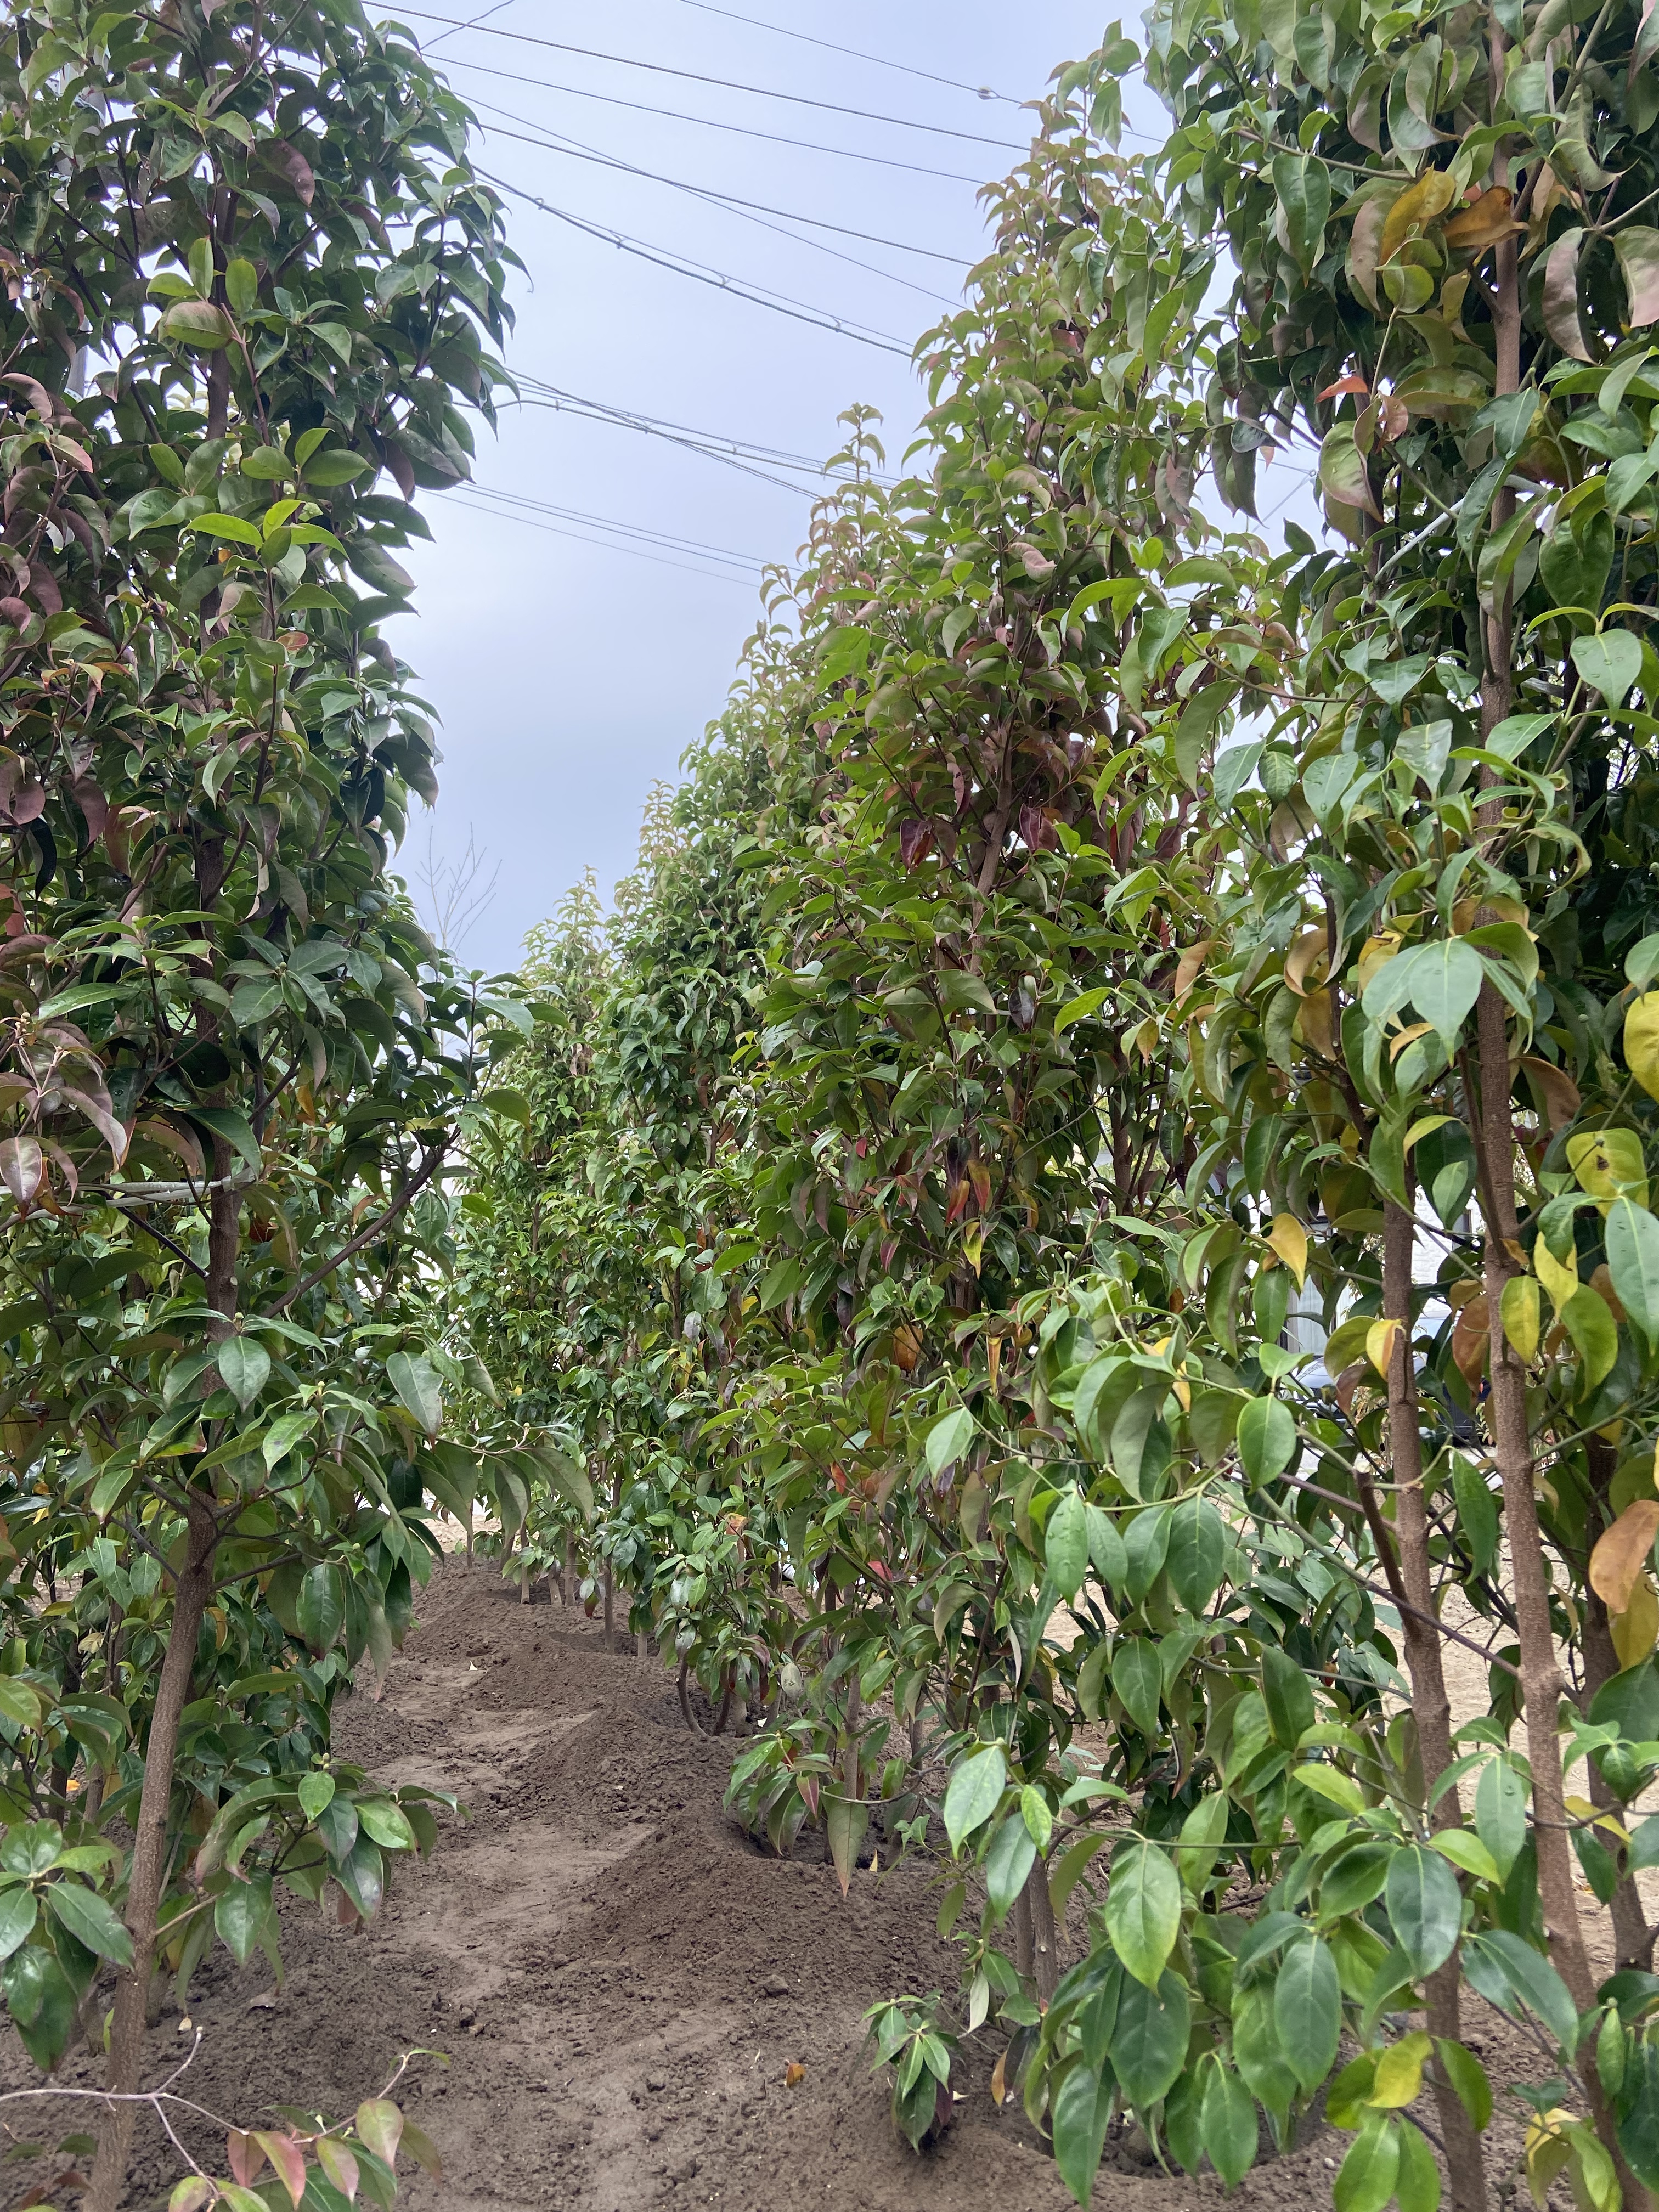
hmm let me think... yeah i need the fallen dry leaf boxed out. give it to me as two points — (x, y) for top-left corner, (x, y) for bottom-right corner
(784, 2061), (806, 2088)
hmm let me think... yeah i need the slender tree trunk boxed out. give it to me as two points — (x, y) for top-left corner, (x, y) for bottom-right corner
(1473, 986), (1641, 2199)
(1384, 1195), (1487, 2212)
(563, 1532), (575, 1606)
(602, 1564), (613, 1652)
(1026, 1857), (1058, 2007)
(88, 1504), (217, 2212)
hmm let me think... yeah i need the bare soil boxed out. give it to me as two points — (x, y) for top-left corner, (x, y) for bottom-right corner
(10, 1560), (1576, 2211)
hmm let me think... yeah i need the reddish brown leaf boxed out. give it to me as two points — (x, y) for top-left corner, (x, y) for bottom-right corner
(0, 1136), (43, 1209)
(1318, 373), (1370, 400)
(227, 2131), (266, 2188)
(1543, 228), (1591, 361)
(257, 138), (316, 206)
(253, 2134), (308, 2210)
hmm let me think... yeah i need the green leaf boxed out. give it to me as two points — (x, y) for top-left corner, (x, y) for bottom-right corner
(215, 1336), (270, 1410)
(0, 1886), (37, 1960)
(1435, 2039), (1492, 2131)
(1477, 1752), (1531, 1876)
(943, 1744), (1005, 1853)
(1274, 1934), (1341, 2090)
(46, 1881), (133, 1968)
(187, 1106), (263, 1174)
(214, 1874), (273, 1965)
(1260, 1645), (1315, 1748)
(1271, 151), (1331, 274)
(1395, 2120), (1442, 2212)
(161, 300), (237, 350)
(297, 1770), (335, 1822)
(1045, 1486), (1088, 1602)
(1086, 1503), (1127, 1589)
(1200, 2061), (1258, 2186)
(1403, 938), (1486, 1054)
(1104, 1838), (1181, 1988)
(1110, 1968), (1191, 2108)
(1607, 1197), (1659, 1346)
(1052, 2058), (1113, 2208)
(1237, 1395), (1296, 1483)
(1112, 1638), (1163, 1737)
(1451, 1457), (1499, 1578)
(1335, 2114), (1400, 2212)
(354, 2099), (404, 2168)
(1054, 988), (1111, 1035)
(387, 1351), (442, 1436)
(296, 1562), (345, 1655)
(1572, 629), (1643, 709)
(1318, 424), (1380, 518)
(984, 1809), (1036, 1918)
(925, 1405), (974, 1477)
(1462, 1929), (1579, 2052)
(1165, 1492), (1226, 1613)
(357, 1799), (417, 1852)
(1385, 1844), (1463, 1977)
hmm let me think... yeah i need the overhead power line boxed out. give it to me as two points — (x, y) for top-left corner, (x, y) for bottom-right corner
(433, 53), (990, 183)
(507, 377), (900, 495)
(679, 0), (1019, 106)
(464, 483), (767, 568)
(388, 8), (1026, 148)
(478, 168), (915, 355)
(469, 105), (964, 307)
(443, 491), (759, 585)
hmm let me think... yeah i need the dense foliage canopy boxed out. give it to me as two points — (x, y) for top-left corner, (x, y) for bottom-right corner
(458, 5), (1659, 2209)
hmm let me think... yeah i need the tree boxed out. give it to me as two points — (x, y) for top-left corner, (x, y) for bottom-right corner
(0, 4), (527, 2203)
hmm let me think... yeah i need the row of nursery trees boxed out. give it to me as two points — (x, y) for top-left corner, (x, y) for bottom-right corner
(454, 1), (1659, 2210)
(4, 3), (1659, 2212)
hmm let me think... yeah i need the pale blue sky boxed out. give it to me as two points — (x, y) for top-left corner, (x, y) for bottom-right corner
(380, 3), (1144, 971)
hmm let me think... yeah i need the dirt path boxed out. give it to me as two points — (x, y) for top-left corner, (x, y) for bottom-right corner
(26, 1559), (1558, 2212)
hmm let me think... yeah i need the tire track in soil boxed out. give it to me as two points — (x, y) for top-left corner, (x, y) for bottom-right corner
(1, 1560), (1551, 2211)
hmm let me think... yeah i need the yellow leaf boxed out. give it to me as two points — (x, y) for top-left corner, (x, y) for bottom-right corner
(1501, 1274), (1542, 1362)
(990, 2047), (1008, 2107)
(1294, 986), (1335, 1059)
(1589, 1499), (1659, 1615)
(1613, 1573), (1659, 1670)
(1368, 2029), (1432, 2108)
(1284, 926), (1329, 996)
(1266, 1213), (1308, 1288)
(1525, 2109), (1575, 2204)
(1365, 1317), (1403, 1376)
(1357, 931), (1402, 989)
(1624, 992), (1659, 1103)
(1567, 1127), (1649, 1212)
(1173, 938), (1215, 1006)
(1534, 1237), (1579, 1316)
(1389, 1020), (1435, 1062)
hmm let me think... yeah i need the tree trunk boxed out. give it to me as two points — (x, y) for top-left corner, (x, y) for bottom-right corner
(602, 1562), (613, 1652)
(87, 1505), (217, 2212)
(1026, 1857), (1058, 2007)
(1384, 1195), (1487, 2212)
(1474, 985), (1639, 2200)
(563, 1532), (575, 1604)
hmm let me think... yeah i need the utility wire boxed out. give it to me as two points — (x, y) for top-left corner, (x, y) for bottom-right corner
(386, 8), (1026, 148)
(477, 168), (914, 355)
(510, 374), (902, 491)
(432, 53), (990, 183)
(469, 105), (964, 307)
(452, 77), (978, 248)
(422, 0), (513, 49)
(443, 492), (758, 585)
(679, 0), (1019, 106)
(466, 482), (767, 568)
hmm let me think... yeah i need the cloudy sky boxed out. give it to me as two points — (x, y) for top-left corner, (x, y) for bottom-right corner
(377, 1), (1152, 972)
